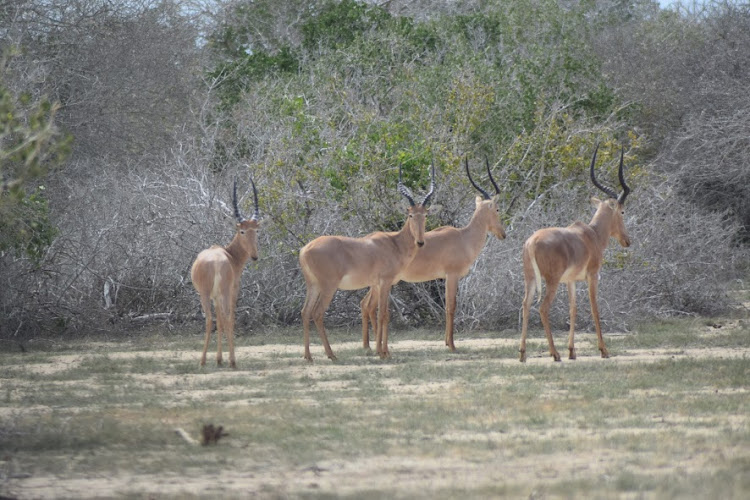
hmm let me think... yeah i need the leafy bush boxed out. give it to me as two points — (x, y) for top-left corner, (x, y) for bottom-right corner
(300, 0), (392, 52)
(0, 186), (58, 264)
(0, 62), (69, 265)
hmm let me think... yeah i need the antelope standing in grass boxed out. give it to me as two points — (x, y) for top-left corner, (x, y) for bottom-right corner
(299, 165), (437, 361)
(520, 145), (631, 362)
(360, 157), (507, 352)
(191, 178), (260, 368)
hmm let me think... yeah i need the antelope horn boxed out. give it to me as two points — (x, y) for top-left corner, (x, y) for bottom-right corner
(398, 164), (416, 207)
(485, 156), (501, 196)
(589, 143), (618, 200)
(232, 178), (245, 223)
(421, 162), (436, 207)
(249, 176), (260, 221)
(617, 147), (631, 205)
(465, 156), (491, 200)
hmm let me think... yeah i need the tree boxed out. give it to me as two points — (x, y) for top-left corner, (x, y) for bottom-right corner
(1, 0), (202, 161)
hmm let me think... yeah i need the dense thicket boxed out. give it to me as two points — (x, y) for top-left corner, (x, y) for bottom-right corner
(1, 0), (746, 339)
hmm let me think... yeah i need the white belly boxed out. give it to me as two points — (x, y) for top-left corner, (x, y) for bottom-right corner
(560, 267), (587, 283)
(339, 274), (366, 291)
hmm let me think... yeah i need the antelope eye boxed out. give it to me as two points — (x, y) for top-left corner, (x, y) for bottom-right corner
(240, 230), (246, 235)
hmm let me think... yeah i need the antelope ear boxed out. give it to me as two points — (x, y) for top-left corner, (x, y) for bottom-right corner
(428, 204), (442, 215)
(475, 195), (484, 206)
(590, 196), (602, 208)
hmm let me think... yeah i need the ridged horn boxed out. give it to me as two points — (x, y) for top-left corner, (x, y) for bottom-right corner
(398, 164), (416, 207)
(617, 147), (631, 205)
(589, 143), (619, 200)
(485, 156), (501, 195)
(465, 156), (491, 200)
(249, 176), (260, 221)
(232, 179), (244, 223)
(421, 162), (436, 207)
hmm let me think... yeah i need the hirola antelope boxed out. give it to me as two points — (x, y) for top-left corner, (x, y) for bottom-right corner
(520, 145), (631, 362)
(191, 179), (260, 368)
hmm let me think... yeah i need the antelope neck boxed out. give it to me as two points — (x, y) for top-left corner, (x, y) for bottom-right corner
(461, 207), (493, 250)
(394, 213), (421, 250)
(225, 233), (254, 268)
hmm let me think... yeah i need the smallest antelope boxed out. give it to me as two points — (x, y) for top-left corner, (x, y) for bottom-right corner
(191, 178), (261, 368)
(520, 144), (631, 362)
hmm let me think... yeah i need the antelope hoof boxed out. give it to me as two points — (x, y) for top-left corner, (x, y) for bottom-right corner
(569, 348), (576, 360)
(552, 352), (561, 362)
(328, 354), (338, 362)
(519, 350), (526, 363)
(304, 355), (313, 363)
(379, 350), (391, 360)
(230, 361), (237, 369)
(600, 349), (610, 359)
(216, 359), (223, 366)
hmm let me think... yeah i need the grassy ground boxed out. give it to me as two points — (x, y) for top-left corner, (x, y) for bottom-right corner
(1, 317), (749, 499)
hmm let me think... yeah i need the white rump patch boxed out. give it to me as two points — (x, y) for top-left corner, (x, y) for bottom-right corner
(210, 273), (222, 299)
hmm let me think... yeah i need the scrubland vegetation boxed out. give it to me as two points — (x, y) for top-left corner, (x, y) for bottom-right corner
(1, 0), (748, 337)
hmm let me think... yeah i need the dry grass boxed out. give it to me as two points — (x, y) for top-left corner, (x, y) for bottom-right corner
(1, 318), (749, 499)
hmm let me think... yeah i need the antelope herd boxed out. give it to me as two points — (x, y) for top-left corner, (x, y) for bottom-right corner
(191, 145), (633, 368)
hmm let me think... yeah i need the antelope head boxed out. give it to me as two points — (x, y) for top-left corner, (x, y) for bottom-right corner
(589, 144), (632, 248)
(233, 177), (261, 260)
(465, 156), (507, 240)
(398, 163), (438, 248)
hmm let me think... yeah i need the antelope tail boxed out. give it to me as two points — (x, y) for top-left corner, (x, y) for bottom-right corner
(528, 245), (543, 305)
